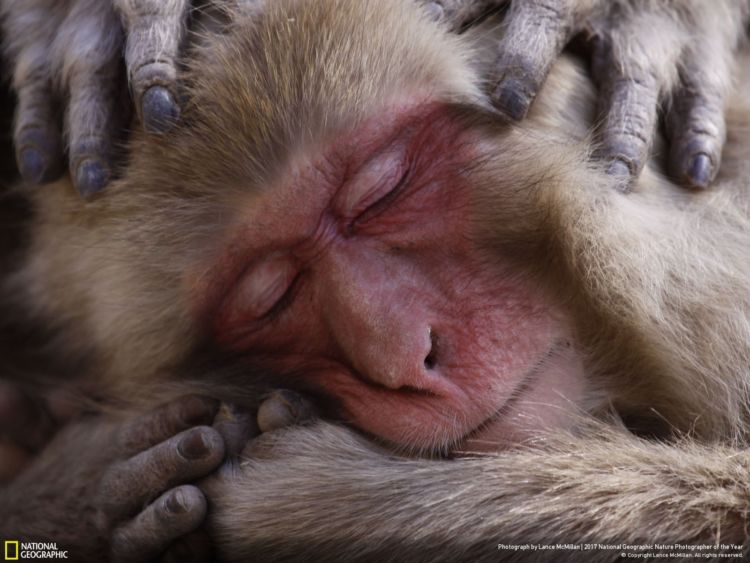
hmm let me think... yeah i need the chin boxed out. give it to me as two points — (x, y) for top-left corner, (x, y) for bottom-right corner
(452, 340), (587, 455)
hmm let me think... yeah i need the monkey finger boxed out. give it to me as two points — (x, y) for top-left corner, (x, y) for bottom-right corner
(595, 75), (660, 187)
(667, 50), (729, 190)
(111, 485), (207, 563)
(160, 529), (213, 563)
(61, 5), (124, 197)
(257, 390), (318, 433)
(66, 79), (122, 197)
(118, 395), (220, 454)
(114, 0), (190, 133)
(12, 80), (65, 186)
(591, 20), (682, 190)
(4, 0), (66, 187)
(490, 0), (579, 121)
(213, 403), (260, 457)
(101, 426), (224, 518)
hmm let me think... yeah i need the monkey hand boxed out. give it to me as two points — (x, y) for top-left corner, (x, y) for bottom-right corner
(201, 390), (373, 560)
(424, 0), (750, 190)
(0, 394), (224, 563)
(0, 0), (189, 196)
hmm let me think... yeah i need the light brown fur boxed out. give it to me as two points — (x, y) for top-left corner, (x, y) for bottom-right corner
(5, 0), (750, 560)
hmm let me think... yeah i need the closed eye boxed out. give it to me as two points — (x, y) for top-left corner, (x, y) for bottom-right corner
(257, 271), (301, 323)
(339, 140), (411, 217)
(223, 254), (299, 329)
(351, 163), (412, 229)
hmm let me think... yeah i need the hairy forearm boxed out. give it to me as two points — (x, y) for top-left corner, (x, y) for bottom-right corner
(207, 423), (750, 562)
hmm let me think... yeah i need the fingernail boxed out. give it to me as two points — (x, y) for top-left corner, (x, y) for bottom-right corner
(606, 158), (631, 178)
(166, 489), (188, 514)
(19, 147), (47, 185)
(606, 159), (633, 193)
(493, 79), (531, 121)
(75, 159), (110, 197)
(179, 395), (220, 426)
(686, 153), (712, 189)
(257, 399), (295, 433)
(257, 390), (313, 433)
(278, 390), (307, 418)
(16, 129), (64, 184)
(424, 2), (444, 21)
(178, 430), (210, 460)
(142, 86), (180, 133)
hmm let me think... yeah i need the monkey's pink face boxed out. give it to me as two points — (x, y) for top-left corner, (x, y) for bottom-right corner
(199, 103), (585, 452)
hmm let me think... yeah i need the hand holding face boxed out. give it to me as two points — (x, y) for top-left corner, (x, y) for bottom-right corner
(1, 394), (224, 563)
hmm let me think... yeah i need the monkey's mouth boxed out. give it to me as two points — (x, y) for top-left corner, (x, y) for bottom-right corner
(450, 371), (539, 454)
(451, 340), (583, 454)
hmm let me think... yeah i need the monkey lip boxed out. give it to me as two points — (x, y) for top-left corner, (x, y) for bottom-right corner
(451, 340), (584, 454)
(449, 372), (539, 454)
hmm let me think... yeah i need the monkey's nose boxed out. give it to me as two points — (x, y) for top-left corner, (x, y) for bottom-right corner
(423, 328), (438, 370)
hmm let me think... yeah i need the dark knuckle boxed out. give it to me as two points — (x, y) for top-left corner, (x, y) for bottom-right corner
(604, 124), (651, 158)
(685, 126), (718, 140)
(610, 72), (659, 95)
(132, 60), (177, 92)
(528, 0), (565, 22)
(620, 127), (650, 147)
(600, 145), (642, 173)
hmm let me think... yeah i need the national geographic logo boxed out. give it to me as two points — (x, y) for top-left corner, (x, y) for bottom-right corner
(3, 541), (18, 561)
(3, 541), (68, 560)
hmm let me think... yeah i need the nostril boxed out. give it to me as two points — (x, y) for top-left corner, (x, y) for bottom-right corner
(424, 328), (438, 370)
(424, 353), (436, 370)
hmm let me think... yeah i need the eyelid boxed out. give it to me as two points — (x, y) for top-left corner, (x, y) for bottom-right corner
(230, 254), (298, 321)
(341, 144), (408, 217)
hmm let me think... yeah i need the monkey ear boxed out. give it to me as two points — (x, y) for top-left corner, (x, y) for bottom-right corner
(257, 390), (319, 433)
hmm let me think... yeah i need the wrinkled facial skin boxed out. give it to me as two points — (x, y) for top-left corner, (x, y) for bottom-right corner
(196, 102), (585, 453)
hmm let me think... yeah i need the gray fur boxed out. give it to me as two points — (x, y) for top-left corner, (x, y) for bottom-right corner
(4, 0), (750, 560)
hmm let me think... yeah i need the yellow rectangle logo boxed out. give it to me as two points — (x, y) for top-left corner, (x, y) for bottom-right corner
(4, 540), (19, 560)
